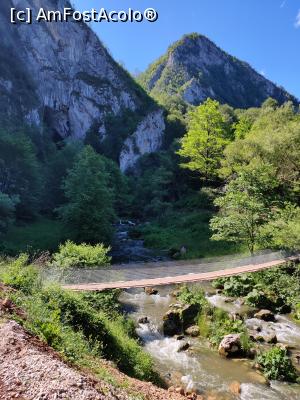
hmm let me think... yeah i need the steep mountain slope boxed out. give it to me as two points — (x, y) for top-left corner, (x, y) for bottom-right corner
(138, 33), (297, 108)
(0, 0), (165, 171)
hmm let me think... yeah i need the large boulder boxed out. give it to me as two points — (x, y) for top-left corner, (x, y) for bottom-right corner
(163, 309), (181, 336)
(254, 309), (275, 322)
(181, 304), (200, 328)
(177, 341), (190, 352)
(185, 325), (200, 337)
(218, 334), (242, 357)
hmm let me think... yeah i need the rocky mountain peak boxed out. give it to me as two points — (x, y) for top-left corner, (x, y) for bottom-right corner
(138, 33), (298, 108)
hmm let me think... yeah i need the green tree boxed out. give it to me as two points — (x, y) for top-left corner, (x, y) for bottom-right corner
(58, 146), (115, 244)
(0, 192), (19, 233)
(233, 115), (253, 139)
(0, 130), (41, 218)
(260, 203), (300, 251)
(177, 99), (228, 181)
(210, 168), (276, 254)
(43, 140), (83, 212)
(221, 102), (300, 202)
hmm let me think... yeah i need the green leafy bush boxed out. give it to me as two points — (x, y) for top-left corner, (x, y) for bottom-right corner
(176, 285), (207, 306)
(0, 254), (40, 294)
(245, 288), (273, 309)
(222, 274), (256, 297)
(208, 308), (250, 349)
(257, 347), (298, 382)
(212, 264), (300, 314)
(51, 241), (111, 269)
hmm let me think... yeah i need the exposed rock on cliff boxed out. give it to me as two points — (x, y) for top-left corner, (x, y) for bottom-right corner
(119, 109), (165, 172)
(138, 33), (298, 108)
(0, 0), (164, 170)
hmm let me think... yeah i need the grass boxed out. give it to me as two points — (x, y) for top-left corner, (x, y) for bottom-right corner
(1, 218), (67, 255)
(140, 210), (246, 259)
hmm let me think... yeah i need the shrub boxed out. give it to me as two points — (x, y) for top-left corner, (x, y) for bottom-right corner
(208, 308), (250, 349)
(245, 288), (273, 309)
(176, 285), (207, 307)
(214, 274), (256, 297)
(257, 347), (298, 382)
(0, 254), (40, 294)
(51, 241), (111, 269)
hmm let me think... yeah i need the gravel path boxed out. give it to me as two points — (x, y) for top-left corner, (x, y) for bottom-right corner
(0, 320), (196, 400)
(0, 320), (125, 400)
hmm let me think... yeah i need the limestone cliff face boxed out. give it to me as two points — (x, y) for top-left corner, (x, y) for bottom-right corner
(0, 0), (164, 170)
(119, 109), (165, 172)
(138, 33), (298, 108)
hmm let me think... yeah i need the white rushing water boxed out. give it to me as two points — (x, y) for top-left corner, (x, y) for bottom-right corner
(120, 289), (300, 399)
(245, 315), (300, 347)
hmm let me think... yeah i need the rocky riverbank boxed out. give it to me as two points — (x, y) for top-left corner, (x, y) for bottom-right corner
(120, 263), (300, 399)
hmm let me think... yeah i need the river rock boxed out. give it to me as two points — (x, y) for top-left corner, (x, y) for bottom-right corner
(254, 309), (275, 322)
(229, 312), (241, 321)
(185, 325), (200, 337)
(218, 334), (242, 357)
(171, 289), (181, 298)
(265, 333), (277, 344)
(186, 393), (198, 400)
(138, 316), (149, 324)
(175, 386), (185, 395)
(144, 287), (158, 296)
(229, 381), (241, 395)
(178, 342), (190, 352)
(163, 309), (181, 336)
(181, 304), (200, 328)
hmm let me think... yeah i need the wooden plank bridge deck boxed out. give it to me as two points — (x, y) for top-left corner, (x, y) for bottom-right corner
(62, 255), (299, 292)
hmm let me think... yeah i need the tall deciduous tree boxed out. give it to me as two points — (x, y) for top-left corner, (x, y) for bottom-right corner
(0, 130), (41, 219)
(210, 168), (276, 255)
(177, 99), (228, 181)
(260, 203), (300, 251)
(59, 146), (115, 244)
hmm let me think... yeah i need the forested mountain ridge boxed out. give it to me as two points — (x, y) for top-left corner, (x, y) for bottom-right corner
(0, 0), (164, 171)
(138, 33), (298, 108)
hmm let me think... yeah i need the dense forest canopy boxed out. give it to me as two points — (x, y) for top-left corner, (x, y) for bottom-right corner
(0, 96), (299, 258)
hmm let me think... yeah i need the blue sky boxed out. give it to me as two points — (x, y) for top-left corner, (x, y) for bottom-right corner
(73, 0), (300, 99)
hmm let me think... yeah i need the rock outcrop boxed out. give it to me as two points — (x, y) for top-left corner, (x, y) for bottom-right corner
(163, 303), (200, 336)
(0, 1), (164, 170)
(120, 109), (165, 172)
(254, 309), (275, 322)
(138, 33), (298, 108)
(218, 334), (242, 357)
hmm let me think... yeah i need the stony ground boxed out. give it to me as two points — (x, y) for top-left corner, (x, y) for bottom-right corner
(0, 319), (197, 400)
